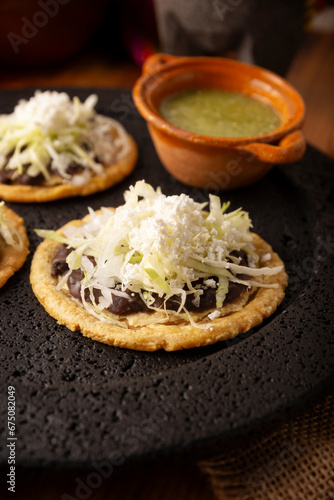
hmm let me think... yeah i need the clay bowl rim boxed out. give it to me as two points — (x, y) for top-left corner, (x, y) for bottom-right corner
(133, 55), (306, 148)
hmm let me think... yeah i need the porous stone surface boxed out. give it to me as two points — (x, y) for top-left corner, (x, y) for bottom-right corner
(0, 88), (333, 467)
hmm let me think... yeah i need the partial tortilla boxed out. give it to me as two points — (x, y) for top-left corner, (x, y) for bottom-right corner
(30, 212), (288, 351)
(0, 205), (29, 288)
(0, 135), (137, 203)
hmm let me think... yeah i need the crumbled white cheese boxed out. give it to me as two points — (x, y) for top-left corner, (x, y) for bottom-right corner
(0, 91), (130, 183)
(11, 91), (97, 134)
(204, 279), (217, 288)
(70, 170), (93, 186)
(208, 310), (222, 320)
(261, 252), (272, 262)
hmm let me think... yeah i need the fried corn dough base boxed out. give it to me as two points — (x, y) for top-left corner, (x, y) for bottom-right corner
(30, 211), (288, 351)
(0, 135), (137, 203)
(0, 205), (29, 288)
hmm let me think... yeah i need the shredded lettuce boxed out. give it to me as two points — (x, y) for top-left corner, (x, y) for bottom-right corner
(36, 181), (283, 326)
(0, 202), (24, 250)
(0, 91), (130, 183)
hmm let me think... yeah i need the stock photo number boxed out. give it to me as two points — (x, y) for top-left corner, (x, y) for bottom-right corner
(7, 386), (16, 493)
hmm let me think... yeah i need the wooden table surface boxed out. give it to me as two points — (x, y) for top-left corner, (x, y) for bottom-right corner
(1, 31), (333, 500)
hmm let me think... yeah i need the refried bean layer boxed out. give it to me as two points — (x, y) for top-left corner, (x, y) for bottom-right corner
(52, 244), (249, 315)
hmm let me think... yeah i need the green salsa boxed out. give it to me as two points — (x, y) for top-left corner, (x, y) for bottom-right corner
(158, 89), (281, 138)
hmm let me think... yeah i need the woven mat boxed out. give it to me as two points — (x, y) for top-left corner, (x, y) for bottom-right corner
(199, 391), (334, 500)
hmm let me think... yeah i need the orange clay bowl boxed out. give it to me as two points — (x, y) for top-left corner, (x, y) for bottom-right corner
(133, 53), (306, 190)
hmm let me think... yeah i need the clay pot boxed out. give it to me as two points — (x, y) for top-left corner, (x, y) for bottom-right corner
(133, 53), (306, 190)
